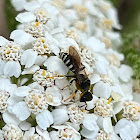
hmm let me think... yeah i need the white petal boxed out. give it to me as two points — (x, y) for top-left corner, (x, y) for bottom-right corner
(50, 131), (59, 140)
(0, 59), (5, 75)
(0, 36), (9, 46)
(10, 30), (34, 45)
(36, 126), (51, 140)
(15, 86), (31, 97)
(62, 9), (78, 23)
(95, 61), (107, 75)
(28, 82), (44, 91)
(86, 37), (105, 52)
(113, 102), (123, 114)
(52, 109), (69, 125)
(93, 81), (111, 99)
(86, 95), (98, 110)
(133, 93), (140, 104)
(115, 118), (138, 140)
(7, 94), (23, 106)
(83, 114), (98, 131)
(21, 49), (37, 68)
(0, 78), (11, 91)
(103, 117), (113, 133)
(89, 73), (101, 84)
(50, 44), (60, 56)
(42, 3), (59, 16)
(81, 126), (98, 139)
(119, 65), (133, 82)
(35, 55), (48, 66)
(24, 1), (40, 11)
(2, 111), (21, 125)
(44, 56), (68, 75)
(23, 127), (35, 139)
(11, 0), (26, 11)
(16, 12), (36, 23)
(36, 110), (53, 130)
(12, 102), (30, 121)
(4, 61), (21, 78)
(22, 65), (40, 75)
(19, 121), (31, 130)
(55, 78), (69, 89)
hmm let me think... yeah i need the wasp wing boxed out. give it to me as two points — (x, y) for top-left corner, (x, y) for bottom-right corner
(69, 46), (85, 73)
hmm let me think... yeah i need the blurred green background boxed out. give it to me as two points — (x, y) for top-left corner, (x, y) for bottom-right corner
(2, 0), (140, 81)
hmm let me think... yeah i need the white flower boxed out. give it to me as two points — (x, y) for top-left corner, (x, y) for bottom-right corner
(24, 22), (45, 38)
(81, 114), (99, 139)
(1, 124), (23, 140)
(96, 130), (113, 140)
(67, 103), (84, 124)
(33, 69), (55, 87)
(0, 40), (22, 77)
(122, 100), (140, 121)
(44, 56), (68, 75)
(0, 78), (17, 113)
(50, 124), (81, 140)
(11, 0), (26, 11)
(94, 98), (113, 118)
(9, 86), (53, 130)
(10, 29), (34, 46)
(105, 48), (124, 67)
(45, 85), (62, 106)
(23, 126), (51, 140)
(115, 118), (139, 140)
(119, 64), (133, 82)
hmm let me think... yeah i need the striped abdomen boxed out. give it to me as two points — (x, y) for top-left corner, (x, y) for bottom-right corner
(60, 52), (75, 73)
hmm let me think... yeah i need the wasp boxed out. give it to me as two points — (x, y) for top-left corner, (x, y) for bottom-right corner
(60, 46), (93, 102)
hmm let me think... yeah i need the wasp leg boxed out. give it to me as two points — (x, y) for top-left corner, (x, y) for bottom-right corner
(64, 90), (77, 102)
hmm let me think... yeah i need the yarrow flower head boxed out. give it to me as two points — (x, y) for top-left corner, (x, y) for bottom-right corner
(33, 69), (61, 87)
(0, 41), (21, 61)
(94, 98), (113, 117)
(122, 100), (140, 121)
(96, 130), (113, 140)
(24, 22), (44, 38)
(50, 125), (81, 140)
(32, 37), (52, 55)
(1, 124), (23, 140)
(34, 8), (50, 24)
(0, 90), (10, 113)
(25, 89), (48, 115)
(0, 0), (138, 139)
(0, 40), (22, 77)
(67, 103), (84, 124)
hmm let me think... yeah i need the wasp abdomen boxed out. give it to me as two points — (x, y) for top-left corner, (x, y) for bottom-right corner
(60, 52), (75, 73)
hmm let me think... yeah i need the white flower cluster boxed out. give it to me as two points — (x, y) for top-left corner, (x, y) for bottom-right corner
(0, 0), (139, 139)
